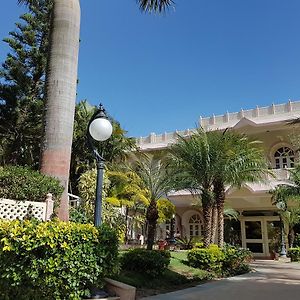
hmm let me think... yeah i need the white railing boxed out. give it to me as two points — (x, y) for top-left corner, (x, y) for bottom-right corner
(0, 193), (54, 221)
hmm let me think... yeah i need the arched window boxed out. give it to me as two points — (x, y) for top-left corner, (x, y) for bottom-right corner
(274, 147), (295, 169)
(189, 214), (203, 237)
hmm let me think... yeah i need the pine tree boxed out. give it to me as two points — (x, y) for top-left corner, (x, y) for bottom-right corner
(0, 0), (52, 168)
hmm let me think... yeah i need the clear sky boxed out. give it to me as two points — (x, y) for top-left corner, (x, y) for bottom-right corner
(1, 0), (300, 137)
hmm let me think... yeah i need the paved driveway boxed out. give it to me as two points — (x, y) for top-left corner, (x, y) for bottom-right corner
(142, 260), (300, 300)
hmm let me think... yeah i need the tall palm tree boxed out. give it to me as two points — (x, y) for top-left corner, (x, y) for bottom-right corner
(213, 131), (270, 247)
(132, 153), (174, 250)
(18, 0), (174, 220)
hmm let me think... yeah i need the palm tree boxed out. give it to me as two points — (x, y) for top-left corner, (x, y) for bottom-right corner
(271, 165), (300, 247)
(18, 0), (174, 220)
(132, 153), (174, 250)
(213, 131), (270, 247)
(170, 128), (217, 247)
(171, 128), (270, 247)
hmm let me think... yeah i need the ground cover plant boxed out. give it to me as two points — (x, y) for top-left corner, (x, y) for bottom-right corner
(0, 220), (118, 300)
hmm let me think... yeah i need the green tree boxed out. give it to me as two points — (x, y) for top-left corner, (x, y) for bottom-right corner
(171, 128), (270, 247)
(18, 0), (175, 221)
(0, 0), (52, 167)
(70, 100), (136, 194)
(271, 165), (300, 247)
(213, 131), (270, 247)
(131, 153), (175, 250)
(170, 129), (217, 247)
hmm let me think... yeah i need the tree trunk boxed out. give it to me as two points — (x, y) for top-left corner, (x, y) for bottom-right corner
(214, 181), (226, 247)
(40, 0), (81, 221)
(203, 204), (213, 248)
(210, 204), (218, 244)
(146, 199), (159, 250)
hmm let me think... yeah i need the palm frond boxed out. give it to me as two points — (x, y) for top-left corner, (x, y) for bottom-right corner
(138, 0), (174, 12)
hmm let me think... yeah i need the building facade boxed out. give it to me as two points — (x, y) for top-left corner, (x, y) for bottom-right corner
(137, 100), (300, 257)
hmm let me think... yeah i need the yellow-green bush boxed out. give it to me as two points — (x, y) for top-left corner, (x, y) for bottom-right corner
(0, 220), (119, 300)
(187, 244), (252, 276)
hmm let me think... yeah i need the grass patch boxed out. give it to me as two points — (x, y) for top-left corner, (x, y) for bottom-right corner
(114, 251), (213, 299)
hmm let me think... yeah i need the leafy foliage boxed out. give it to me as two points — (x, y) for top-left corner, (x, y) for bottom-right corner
(131, 153), (175, 249)
(157, 198), (175, 223)
(0, 220), (119, 300)
(0, 0), (52, 168)
(287, 247), (300, 262)
(70, 100), (136, 194)
(170, 128), (270, 247)
(187, 244), (252, 276)
(0, 165), (63, 203)
(120, 248), (171, 278)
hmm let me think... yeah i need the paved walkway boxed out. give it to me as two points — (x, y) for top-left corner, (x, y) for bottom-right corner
(142, 260), (300, 300)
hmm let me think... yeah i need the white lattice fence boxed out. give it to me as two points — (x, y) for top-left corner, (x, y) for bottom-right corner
(0, 193), (54, 221)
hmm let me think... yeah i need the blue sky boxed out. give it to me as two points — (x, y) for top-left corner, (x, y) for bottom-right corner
(1, 0), (300, 137)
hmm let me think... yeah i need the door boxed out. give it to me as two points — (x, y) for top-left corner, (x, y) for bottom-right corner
(241, 216), (280, 257)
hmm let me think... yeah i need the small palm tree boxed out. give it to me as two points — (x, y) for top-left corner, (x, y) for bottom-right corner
(271, 165), (300, 247)
(132, 153), (174, 250)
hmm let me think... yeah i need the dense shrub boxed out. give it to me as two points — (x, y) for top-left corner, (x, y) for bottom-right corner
(0, 166), (63, 203)
(222, 245), (253, 276)
(187, 244), (224, 272)
(187, 244), (252, 276)
(287, 247), (300, 262)
(0, 220), (119, 300)
(120, 248), (171, 278)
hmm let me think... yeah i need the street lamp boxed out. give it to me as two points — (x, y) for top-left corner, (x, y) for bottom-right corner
(87, 103), (113, 227)
(276, 201), (287, 258)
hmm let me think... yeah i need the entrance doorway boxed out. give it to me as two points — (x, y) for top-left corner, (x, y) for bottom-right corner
(240, 216), (280, 257)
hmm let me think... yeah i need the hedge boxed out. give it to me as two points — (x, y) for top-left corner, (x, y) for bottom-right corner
(0, 220), (119, 300)
(0, 166), (63, 203)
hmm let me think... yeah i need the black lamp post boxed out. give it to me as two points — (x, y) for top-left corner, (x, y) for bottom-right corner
(87, 104), (113, 227)
(276, 201), (287, 258)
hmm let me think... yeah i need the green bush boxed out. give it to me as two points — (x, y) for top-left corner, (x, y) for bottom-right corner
(187, 244), (224, 273)
(120, 248), (171, 278)
(187, 244), (252, 276)
(222, 245), (253, 276)
(287, 247), (300, 262)
(0, 166), (63, 203)
(0, 219), (119, 300)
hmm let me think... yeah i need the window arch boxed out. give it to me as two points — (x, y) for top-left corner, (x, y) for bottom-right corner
(189, 214), (203, 237)
(274, 147), (295, 169)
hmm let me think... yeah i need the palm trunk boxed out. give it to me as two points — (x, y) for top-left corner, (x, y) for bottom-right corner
(40, 0), (81, 221)
(202, 204), (213, 248)
(146, 199), (159, 250)
(202, 189), (213, 248)
(214, 181), (226, 247)
(210, 204), (218, 244)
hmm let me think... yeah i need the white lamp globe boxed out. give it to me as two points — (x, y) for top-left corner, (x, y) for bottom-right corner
(89, 118), (113, 141)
